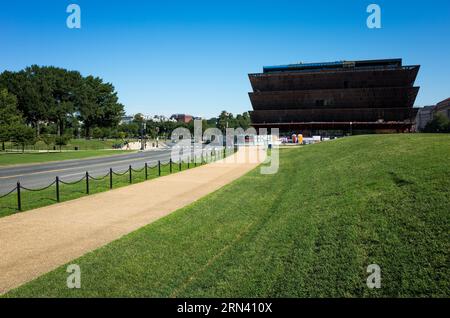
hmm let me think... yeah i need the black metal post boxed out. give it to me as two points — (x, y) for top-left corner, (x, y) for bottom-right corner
(56, 176), (60, 202)
(195, 157), (197, 167)
(169, 159), (172, 173)
(145, 163), (148, 180)
(188, 158), (190, 169)
(129, 165), (132, 184)
(17, 182), (21, 211)
(109, 168), (113, 189)
(86, 172), (89, 194)
(179, 160), (182, 171)
(158, 160), (161, 176)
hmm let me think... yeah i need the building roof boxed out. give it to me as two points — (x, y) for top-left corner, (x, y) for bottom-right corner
(262, 58), (403, 73)
(437, 98), (450, 107)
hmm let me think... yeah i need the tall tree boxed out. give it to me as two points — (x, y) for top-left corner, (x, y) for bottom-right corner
(77, 76), (124, 138)
(0, 89), (35, 151)
(0, 69), (47, 135)
(217, 110), (231, 133)
(37, 66), (83, 137)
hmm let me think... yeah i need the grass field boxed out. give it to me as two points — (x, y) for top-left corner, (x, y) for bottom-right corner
(0, 149), (134, 166)
(4, 134), (450, 297)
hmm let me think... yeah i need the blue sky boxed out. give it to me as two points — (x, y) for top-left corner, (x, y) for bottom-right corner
(1, 0), (449, 118)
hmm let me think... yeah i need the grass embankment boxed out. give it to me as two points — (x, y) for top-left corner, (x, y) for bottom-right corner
(0, 157), (215, 218)
(5, 134), (450, 297)
(0, 150), (134, 166)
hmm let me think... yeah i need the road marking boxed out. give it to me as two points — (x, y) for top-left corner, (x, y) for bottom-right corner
(0, 152), (172, 180)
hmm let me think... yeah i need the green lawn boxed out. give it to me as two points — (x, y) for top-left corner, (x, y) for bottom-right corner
(2, 139), (133, 152)
(0, 150), (134, 166)
(4, 134), (450, 297)
(2, 138), (168, 152)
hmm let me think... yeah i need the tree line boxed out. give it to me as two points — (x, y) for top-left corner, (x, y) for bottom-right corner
(423, 113), (450, 133)
(0, 65), (252, 150)
(0, 65), (124, 144)
(121, 111), (251, 140)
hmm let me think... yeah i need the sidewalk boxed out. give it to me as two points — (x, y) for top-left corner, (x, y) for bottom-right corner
(0, 147), (266, 294)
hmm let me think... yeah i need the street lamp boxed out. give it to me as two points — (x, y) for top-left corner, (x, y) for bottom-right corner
(141, 122), (147, 150)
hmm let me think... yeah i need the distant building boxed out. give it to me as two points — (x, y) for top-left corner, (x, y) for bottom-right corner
(120, 115), (134, 125)
(248, 58), (420, 136)
(435, 98), (450, 119)
(415, 106), (436, 131)
(170, 114), (194, 123)
(414, 98), (450, 131)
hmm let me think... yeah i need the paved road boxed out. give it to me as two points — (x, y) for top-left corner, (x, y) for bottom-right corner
(0, 146), (211, 194)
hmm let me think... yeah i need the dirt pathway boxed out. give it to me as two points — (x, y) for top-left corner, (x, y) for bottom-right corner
(0, 147), (266, 294)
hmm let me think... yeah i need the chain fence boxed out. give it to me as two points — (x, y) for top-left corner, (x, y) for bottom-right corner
(0, 147), (236, 215)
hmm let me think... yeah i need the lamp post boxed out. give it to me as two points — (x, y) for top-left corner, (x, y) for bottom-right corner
(155, 127), (160, 148)
(141, 122), (147, 150)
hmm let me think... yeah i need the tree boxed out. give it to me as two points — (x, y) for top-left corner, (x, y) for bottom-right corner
(118, 122), (139, 138)
(11, 125), (36, 153)
(217, 111), (231, 133)
(133, 113), (145, 125)
(92, 127), (104, 139)
(41, 66), (82, 137)
(424, 113), (450, 133)
(39, 134), (56, 150)
(0, 69), (47, 135)
(236, 112), (251, 130)
(78, 76), (124, 138)
(1, 66), (125, 139)
(54, 134), (71, 152)
(0, 89), (35, 151)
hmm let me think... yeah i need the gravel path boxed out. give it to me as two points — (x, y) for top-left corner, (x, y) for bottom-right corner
(0, 147), (266, 294)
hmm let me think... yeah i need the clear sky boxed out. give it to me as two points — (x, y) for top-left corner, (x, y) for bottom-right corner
(1, 0), (449, 118)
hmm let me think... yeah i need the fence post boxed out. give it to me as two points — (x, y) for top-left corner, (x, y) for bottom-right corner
(179, 160), (182, 171)
(194, 157), (197, 167)
(56, 176), (60, 202)
(158, 160), (161, 176)
(17, 182), (21, 211)
(188, 158), (190, 169)
(145, 163), (148, 180)
(86, 172), (89, 194)
(170, 159), (172, 173)
(109, 168), (113, 189)
(129, 165), (132, 184)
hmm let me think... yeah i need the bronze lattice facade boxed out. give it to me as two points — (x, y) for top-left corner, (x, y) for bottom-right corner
(248, 59), (420, 136)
